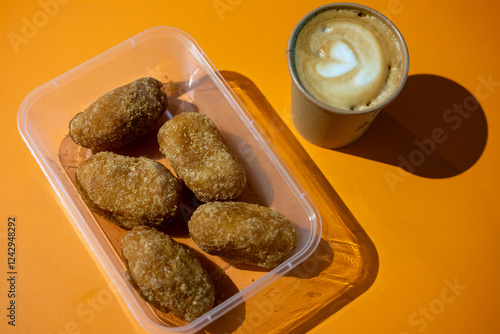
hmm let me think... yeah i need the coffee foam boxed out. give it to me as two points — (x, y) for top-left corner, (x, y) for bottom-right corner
(294, 8), (404, 111)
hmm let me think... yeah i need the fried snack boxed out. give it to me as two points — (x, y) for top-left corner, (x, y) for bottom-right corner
(189, 202), (297, 268)
(69, 77), (167, 151)
(121, 226), (215, 322)
(75, 151), (181, 229)
(157, 112), (246, 202)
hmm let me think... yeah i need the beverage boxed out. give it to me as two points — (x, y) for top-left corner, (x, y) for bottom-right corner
(287, 3), (409, 148)
(294, 7), (404, 111)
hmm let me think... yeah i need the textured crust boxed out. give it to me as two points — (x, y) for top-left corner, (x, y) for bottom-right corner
(121, 226), (215, 322)
(69, 77), (167, 151)
(75, 152), (182, 229)
(157, 112), (247, 202)
(189, 202), (297, 268)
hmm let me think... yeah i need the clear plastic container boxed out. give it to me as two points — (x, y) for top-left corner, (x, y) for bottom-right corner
(17, 27), (322, 333)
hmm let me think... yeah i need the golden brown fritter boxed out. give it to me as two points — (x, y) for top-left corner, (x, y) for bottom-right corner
(157, 112), (246, 202)
(75, 151), (181, 229)
(121, 226), (215, 322)
(189, 202), (297, 268)
(69, 77), (167, 151)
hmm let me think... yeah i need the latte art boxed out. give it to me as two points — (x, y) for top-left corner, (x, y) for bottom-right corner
(294, 8), (404, 111)
(316, 41), (358, 78)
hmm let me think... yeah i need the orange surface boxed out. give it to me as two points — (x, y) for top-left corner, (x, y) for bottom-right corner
(2, 0), (500, 333)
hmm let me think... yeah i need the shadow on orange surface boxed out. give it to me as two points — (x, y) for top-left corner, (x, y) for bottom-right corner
(203, 71), (379, 334)
(337, 74), (488, 178)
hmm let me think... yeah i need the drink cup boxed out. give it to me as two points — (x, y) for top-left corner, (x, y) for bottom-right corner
(287, 3), (409, 148)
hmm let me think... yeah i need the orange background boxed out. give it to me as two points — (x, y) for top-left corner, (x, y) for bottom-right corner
(2, 0), (500, 333)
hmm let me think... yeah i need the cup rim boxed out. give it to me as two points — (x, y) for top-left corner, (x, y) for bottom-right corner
(286, 2), (410, 115)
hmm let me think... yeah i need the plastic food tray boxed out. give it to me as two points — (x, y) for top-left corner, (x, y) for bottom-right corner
(17, 27), (322, 333)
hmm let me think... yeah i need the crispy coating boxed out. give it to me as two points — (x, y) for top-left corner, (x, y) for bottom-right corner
(157, 113), (246, 202)
(189, 202), (297, 268)
(69, 77), (167, 151)
(75, 152), (181, 229)
(121, 226), (215, 322)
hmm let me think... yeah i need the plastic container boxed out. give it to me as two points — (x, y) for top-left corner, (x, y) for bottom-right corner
(17, 27), (322, 333)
